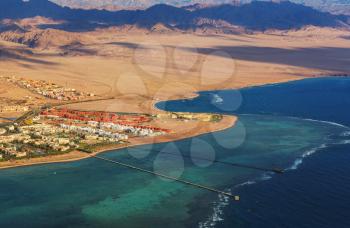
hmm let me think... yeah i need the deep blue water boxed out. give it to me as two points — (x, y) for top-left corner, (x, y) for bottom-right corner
(157, 77), (350, 228)
(158, 77), (350, 126)
(0, 77), (350, 227)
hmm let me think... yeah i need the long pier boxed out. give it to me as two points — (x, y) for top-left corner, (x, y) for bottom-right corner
(92, 155), (240, 201)
(134, 148), (285, 174)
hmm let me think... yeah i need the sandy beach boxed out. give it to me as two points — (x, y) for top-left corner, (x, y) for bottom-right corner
(0, 114), (236, 169)
(0, 28), (349, 169)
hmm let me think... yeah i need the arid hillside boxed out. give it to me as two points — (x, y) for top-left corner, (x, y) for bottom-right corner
(0, 26), (349, 114)
(1, 0), (349, 32)
(50, 0), (350, 16)
(0, 0), (349, 114)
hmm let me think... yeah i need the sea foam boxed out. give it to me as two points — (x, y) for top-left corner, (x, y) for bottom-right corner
(198, 190), (230, 228)
(287, 144), (327, 171)
(340, 131), (350, 137)
(199, 117), (347, 228)
(198, 172), (275, 228)
(288, 116), (350, 129)
(211, 94), (224, 104)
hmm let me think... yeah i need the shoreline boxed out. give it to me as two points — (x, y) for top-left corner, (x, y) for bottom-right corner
(0, 113), (237, 170)
(1, 75), (347, 170)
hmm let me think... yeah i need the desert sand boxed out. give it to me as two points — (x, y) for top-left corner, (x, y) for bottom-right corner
(0, 27), (349, 168)
(1, 27), (350, 113)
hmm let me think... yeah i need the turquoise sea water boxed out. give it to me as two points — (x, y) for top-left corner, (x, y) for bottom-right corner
(1, 77), (350, 227)
(158, 77), (350, 228)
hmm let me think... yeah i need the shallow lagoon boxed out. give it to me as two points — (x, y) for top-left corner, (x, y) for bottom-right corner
(1, 77), (350, 227)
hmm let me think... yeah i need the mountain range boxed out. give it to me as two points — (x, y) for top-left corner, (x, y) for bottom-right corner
(51, 0), (243, 10)
(50, 0), (350, 15)
(294, 0), (350, 15)
(1, 0), (349, 31)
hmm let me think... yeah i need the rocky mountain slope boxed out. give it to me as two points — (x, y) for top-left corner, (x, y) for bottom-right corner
(0, 0), (349, 49)
(293, 0), (350, 15)
(1, 0), (348, 31)
(50, 0), (350, 15)
(51, 0), (240, 10)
